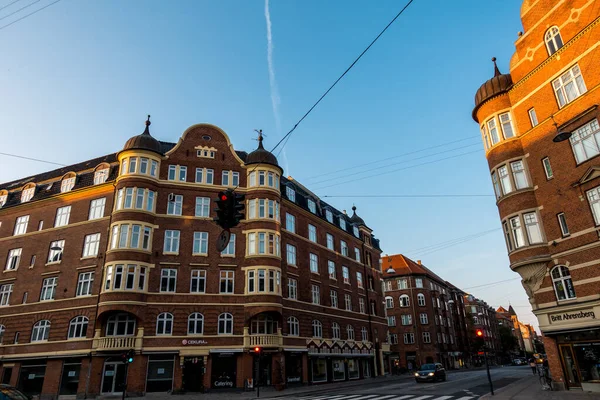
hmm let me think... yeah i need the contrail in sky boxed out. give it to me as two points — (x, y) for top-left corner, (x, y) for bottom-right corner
(264, 0), (289, 174)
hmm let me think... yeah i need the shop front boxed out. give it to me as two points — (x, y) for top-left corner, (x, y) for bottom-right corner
(284, 351), (304, 385)
(210, 351), (238, 389)
(17, 360), (46, 397)
(145, 354), (175, 392)
(552, 329), (600, 392)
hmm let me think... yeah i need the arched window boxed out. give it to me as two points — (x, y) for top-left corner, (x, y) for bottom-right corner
(361, 327), (368, 342)
(60, 172), (76, 193)
(545, 26), (564, 55)
(0, 324), (5, 344)
(21, 183), (36, 203)
(94, 164), (110, 185)
(551, 266), (576, 301)
(106, 313), (136, 336)
(417, 293), (426, 306)
(287, 317), (299, 336)
(347, 325), (355, 341)
(156, 313), (173, 335)
(0, 190), (7, 208)
(312, 320), (322, 338)
(332, 322), (341, 339)
(188, 313), (204, 335)
(32, 320), (50, 342)
(385, 296), (394, 309)
(399, 294), (410, 307)
(68, 316), (89, 339)
(218, 313), (233, 335)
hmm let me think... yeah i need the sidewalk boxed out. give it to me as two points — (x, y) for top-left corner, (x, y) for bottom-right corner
(480, 375), (599, 399)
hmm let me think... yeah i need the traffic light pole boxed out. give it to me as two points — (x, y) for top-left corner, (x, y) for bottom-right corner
(122, 361), (129, 400)
(483, 347), (494, 396)
(256, 350), (262, 398)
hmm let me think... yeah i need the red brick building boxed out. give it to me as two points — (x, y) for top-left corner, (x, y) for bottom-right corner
(463, 295), (501, 365)
(381, 254), (469, 372)
(472, 0), (600, 391)
(0, 120), (386, 398)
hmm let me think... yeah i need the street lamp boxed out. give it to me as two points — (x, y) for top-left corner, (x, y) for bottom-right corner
(386, 266), (395, 274)
(551, 115), (572, 143)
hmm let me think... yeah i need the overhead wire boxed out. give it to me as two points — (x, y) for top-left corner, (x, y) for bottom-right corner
(462, 278), (521, 290)
(405, 228), (500, 254)
(0, 0), (41, 22)
(413, 229), (501, 257)
(0, 151), (67, 166)
(323, 194), (494, 198)
(0, 0), (60, 31)
(0, 0), (24, 13)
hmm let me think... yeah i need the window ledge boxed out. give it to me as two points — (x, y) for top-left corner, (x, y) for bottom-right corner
(163, 252), (180, 256)
(220, 254), (236, 258)
(45, 261), (61, 267)
(80, 256), (97, 261)
(496, 187), (535, 204)
(2, 269), (17, 273)
(192, 253), (208, 257)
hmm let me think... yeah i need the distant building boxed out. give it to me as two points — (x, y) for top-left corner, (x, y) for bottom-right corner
(464, 295), (501, 364)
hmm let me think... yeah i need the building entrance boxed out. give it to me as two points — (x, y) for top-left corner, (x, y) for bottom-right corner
(183, 357), (204, 392)
(101, 361), (127, 394)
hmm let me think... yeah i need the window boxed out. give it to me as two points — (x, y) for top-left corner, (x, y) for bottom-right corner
(332, 322), (341, 339)
(308, 224), (317, 242)
(588, 186), (600, 225)
(344, 293), (352, 311)
(248, 199), (280, 221)
(40, 277), (57, 301)
(168, 165), (187, 181)
(307, 199), (316, 213)
(246, 268), (280, 294)
(328, 261), (336, 279)
(94, 167), (109, 184)
(54, 206), (71, 227)
(306, 253), (318, 274)
(76, 272), (94, 296)
(420, 313), (428, 324)
(528, 108), (538, 127)
(498, 165), (513, 195)
(361, 327), (368, 342)
(325, 210), (333, 223)
(286, 213), (295, 233)
(5, 248), (21, 271)
(415, 278), (423, 288)
(195, 197), (210, 217)
(417, 293), (425, 306)
(163, 230), (180, 253)
(551, 266), (576, 301)
(312, 320), (322, 338)
(217, 313), (234, 335)
(193, 232), (209, 255)
(286, 186), (295, 202)
(509, 216), (525, 248)
(60, 176), (76, 193)
(510, 161), (528, 190)
(221, 233), (236, 256)
(389, 333), (398, 344)
(422, 332), (431, 343)
(82, 233), (101, 258)
(247, 231), (280, 256)
(47, 240), (64, 263)
(188, 313), (204, 335)
(311, 285), (320, 304)
(89, 198), (106, 220)
(288, 278), (297, 300)
(286, 244), (297, 266)
(499, 112), (515, 139)
(387, 316), (396, 327)
(354, 248), (361, 262)
(399, 295), (410, 307)
(487, 118), (500, 145)
(397, 279), (408, 289)
(330, 290), (338, 308)
(0, 192), (6, 208)
(342, 266), (350, 284)
(326, 234), (334, 250)
(353, 226), (359, 238)
(14, 215), (29, 235)
(156, 313), (173, 335)
(288, 317), (299, 336)
(160, 269), (177, 292)
(545, 26), (564, 55)
(339, 218), (346, 230)
(401, 315), (412, 326)
(347, 325), (355, 341)
(542, 157), (553, 179)
(68, 316), (89, 339)
(570, 119), (600, 164)
(103, 264), (147, 291)
(553, 65), (587, 108)
(403, 332), (415, 344)
(524, 212), (543, 244)
(190, 270), (206, 293)
(21, 184), (35, 203)
(31, 320), (51, 342)
(341, 241), (348, 256)
(110, 223), (152, 251)
(356, 272), (363, 289)
(0, 284), (13, 306)
(220, 270), (234, 293)
(167, 195), (183, 216)
(385, 297), (394, 309)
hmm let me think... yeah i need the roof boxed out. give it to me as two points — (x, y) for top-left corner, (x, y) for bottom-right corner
(245, 135), (279, 168)
(121, 118), (162, 154)
(381, 254), (447, 284)
(472, 58), (513, 122)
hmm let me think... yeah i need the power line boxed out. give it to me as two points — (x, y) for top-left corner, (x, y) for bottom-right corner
(0, 151), (67, 166)
(271, 0), (416, 156)
(0, 0), (41, 22)
(0, 0), (60, 31)
(415, 230), (501, 257)
(323, 194), (494, 198)
(404, 228), (500, 253)
(0, 0), (24, 13)
(463, 278), (520, 290)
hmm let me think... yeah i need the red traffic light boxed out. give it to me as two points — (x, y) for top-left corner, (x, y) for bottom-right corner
(476, 329), (484, 337)
(220, 194), (228, 201)
(254, 347), (260, 353)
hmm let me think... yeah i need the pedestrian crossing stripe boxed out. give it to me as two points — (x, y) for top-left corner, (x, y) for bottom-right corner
(292, 394), (476, 400)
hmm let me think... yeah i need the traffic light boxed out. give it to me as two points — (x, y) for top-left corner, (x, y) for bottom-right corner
(476, 329), (484, 338)
(121, 349), (135, 364)
(232, 193), (245, 226)
(254, 346), (261, 354)
(214, 189), (245, 229)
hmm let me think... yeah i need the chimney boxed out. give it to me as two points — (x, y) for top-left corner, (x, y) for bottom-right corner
(343, 210), (347, 215)
(417, 260), (422, 265)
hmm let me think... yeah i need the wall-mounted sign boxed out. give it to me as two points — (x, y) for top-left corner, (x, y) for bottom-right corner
(182, 339), (208, 345)
(213, 379), (234, 388)
(549, 310), (596, 324)
(287, 376), (301, 383)
(68, 371), (76, 377)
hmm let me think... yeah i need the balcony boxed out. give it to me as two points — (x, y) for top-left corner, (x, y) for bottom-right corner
(243, 327), (283, 348)
(92, 328), (144, 351)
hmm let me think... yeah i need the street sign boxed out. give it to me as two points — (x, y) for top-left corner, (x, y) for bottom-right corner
(216, 229), (231, 252)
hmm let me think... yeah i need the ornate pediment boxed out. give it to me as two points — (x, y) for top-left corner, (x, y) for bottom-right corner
(575, 166), (600, 186)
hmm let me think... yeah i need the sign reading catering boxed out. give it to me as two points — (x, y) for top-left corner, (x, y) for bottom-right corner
(550, 310), (596, 324)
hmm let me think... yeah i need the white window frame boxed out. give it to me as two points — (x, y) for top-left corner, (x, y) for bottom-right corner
(156, 313), (174, 335)
(219, 270), (235, 294)
(401, 314), (412, 326)
(332, 322), (341, 339)
(286, 244), (296, 266)
(0, 284), (13, 306)
(40, 277), (57, 301)
(325, 210), (333, 223)
(163, 230), (180, 254)
(193, 231), (209, 255)
(190, 269), (206, 293)
(524, 212), (543, 244)
(89, 198), (106, 220)
(422, 332), (431, 343)
(403, 332), (415, 344)
(340, 241), (348, 256)
(288, 317), (299, 336)
(288, 278), (297, 299)
(54, 206), (71, 227)
(553, 64), (587, 108)
(286, 213), (296, 233)
(307, 199), (316, 213)
(570, 119), (600, 164)
(587, 186), (600, 225)
(188, 313), (204, 335)
(309, 253), (319, 274)
(82, 233), (101, 258)
(312, 320), (322, 338)
(528, 108), (538, 127)
(308, 224), (317, 242)
(399, 294), (410, 307)
(21, 186), (35, 203)
(345, 293), (352, 311)
(31, 320), (51, 342)
(420, 313), (428, 324)
(499, 112), (515, 139)
(76, 272), (94, 296)
(342, 266), (350, 285)
(509, 216), (525, 248)
(68, 316), (89, 339)
(417, 293), (426, 306)
(542, 157), (553, 179)
(160, 269), (177, 293)
(510, 160), (528, 190)
(551, 266), (576, 301)
(14, 215), (29, 235)
(47, 240), (65, 264)
(330, 290), (338, 308)
(346, 325), (355, 341)
(326, 233), (334, 250)
(286, 186), (295, 202)
(311, 284), (320, 304)
(61, 176), (75, 193)
(221, 233), (236, 256)
(218, 313), (234, 335)
(545, 26), (563, 56)
(5, 248), (22, 271)
(167, 194), (183, 216)
(195, 197), (210, 217)
(328, 260), (336, 280)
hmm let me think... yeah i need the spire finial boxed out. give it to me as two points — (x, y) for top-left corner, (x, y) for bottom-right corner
(254, 129), (264, 148)
(492, 57), (501, 77)
(143, 115), (151, 135)
(352, 205), (357, 213)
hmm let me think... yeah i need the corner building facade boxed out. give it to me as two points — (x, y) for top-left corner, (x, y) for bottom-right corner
(473, 0), (600, 391)
(0, 122), (386, 398)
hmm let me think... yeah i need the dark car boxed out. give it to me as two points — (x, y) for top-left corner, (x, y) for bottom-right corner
(0, 384), (31, 400)
(414, 363), (447, 383)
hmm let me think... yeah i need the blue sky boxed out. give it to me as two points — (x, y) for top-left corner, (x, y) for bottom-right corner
(0, 0), (538, 328)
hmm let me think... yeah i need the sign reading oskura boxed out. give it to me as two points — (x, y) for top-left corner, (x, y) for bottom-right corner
(550, 310), (596, 324)
(182, 339), (208, 345)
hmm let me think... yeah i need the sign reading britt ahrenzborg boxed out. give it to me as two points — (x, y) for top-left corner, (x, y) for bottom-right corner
(550, 310), (596, 324)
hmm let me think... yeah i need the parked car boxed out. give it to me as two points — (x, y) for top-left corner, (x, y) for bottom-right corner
(0, 385), (31, 400)
(414, 363), (447, 383)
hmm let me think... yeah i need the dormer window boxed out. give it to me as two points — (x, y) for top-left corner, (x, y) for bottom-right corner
(0, 190), (7, 207)
(353, 226), (360, 238)
(325, 209), (333, 223)
(61, 175), (76, 193)
(195, 146), (217, 159)
(94, 166), (110, 185)
(545, 26), (563, 56)
(286, 186), (295, 202)
(307, 199), (316, 213)
(339, 217), (346, 230)
(21, 183), (35, 203)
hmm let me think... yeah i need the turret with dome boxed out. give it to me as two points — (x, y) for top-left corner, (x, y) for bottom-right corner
(121, 115), (162, 155)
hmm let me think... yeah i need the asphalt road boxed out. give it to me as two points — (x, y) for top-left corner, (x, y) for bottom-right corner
(284, 366), (531, 400)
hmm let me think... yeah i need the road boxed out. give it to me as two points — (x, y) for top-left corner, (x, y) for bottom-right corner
(284, 366), (531, 400)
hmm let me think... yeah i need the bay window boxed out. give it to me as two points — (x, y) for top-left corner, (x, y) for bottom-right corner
(246, 231), (281, 257)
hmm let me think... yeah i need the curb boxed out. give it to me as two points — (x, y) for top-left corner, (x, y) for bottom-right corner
(479, 375), (535, 399)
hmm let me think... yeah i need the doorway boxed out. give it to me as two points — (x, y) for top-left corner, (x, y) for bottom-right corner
(559, 344), (582, 389)
(183, 358), (204, 392)
(254, 353), (272, 386)
(101, 362), (127, 394)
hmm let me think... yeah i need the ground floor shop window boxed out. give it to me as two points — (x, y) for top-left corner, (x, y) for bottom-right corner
(60, 361), (81, 395)
(363, 359), (371, 377)
(18, 362), (46, 396)
(285, 353), (303, 384)
(311, 358), (327, 383)
(573, 343), (600, 383)
(332, 359), (345, 381)
(146, 355), (175, 392)
(348, 359), (359, 379)
(211, 354), (237, 389)
(2, 367), (12, 384)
